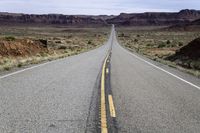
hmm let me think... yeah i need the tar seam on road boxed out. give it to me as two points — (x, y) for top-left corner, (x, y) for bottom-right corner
(100, 51), (118, 133)
(85, 69), (102, 133)
(100, 54), (109, 133)
(119, 44), (200, 90)
(106, 53), (118, 133)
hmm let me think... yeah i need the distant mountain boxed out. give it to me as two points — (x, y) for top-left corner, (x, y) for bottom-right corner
(106, 9), (200, 26)
(0, 13), (111, 26)
(0, 9), (200, 27)
(166, 18), (200, 31)
(191, 18), (200, 25)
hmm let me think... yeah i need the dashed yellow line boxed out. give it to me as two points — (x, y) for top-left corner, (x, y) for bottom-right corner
(101, 55), (109, 133)
(106, 68), (109, 74)
(108, 95), (116, 117)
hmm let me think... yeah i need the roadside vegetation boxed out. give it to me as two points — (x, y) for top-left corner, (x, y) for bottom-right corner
(0, 26), (109, 71)
(117, 27), (200, 77)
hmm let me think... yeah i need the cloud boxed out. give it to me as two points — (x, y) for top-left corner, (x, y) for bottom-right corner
(0, 0), (199, 15)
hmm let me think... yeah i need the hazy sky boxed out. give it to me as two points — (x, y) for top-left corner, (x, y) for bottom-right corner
(0, 0), (199, 15)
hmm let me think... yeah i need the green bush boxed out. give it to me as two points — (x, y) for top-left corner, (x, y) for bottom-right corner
(120, 33), (125, 37)
(87, 40), (92, 44)
(166, 40), (171, 44)
(146, 43), (153, 47)
(170, 43), (176, 47)
(38, 39), (48, 48)
(17, 63), (23, 68)
(158, 43), (166, 48)
(134, 39), (138, 42)
(178, 42), (184, 47)
(4, 66), (10, 71)
(5, 36), (16, 41)
(58, 45), (67, 50)
(55, 40), (62, 44)
(190, 61), (200, 70)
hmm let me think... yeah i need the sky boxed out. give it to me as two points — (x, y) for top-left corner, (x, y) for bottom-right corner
(0, 0), (199, 15)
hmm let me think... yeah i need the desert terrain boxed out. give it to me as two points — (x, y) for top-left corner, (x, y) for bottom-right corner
(0, 26), (108, 71)
(117, 26), (200, 77)
(0, 8), (200, 132)
(0, 9), (200, 75)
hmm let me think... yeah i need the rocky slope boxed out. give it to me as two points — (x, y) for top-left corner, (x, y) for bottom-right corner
(167, 37), (200, 70)
(168, 37), (200, 60)
(0, 38), (48, 57)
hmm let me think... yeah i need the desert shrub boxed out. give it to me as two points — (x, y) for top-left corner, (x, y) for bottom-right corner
(5, 36), (15, 41)
(53, 37), (61, 40)
(134, 39), (138, 42)
(39, 39), (47, 44)
(64, 50), (69, 53)
(158, 43), (166, 48)
(166, 40), (171, 44)
(17, 63), (23, 68)
(40, 52), (48, 57)
(58, 45), (67, 50)
(87, 40), (92, 44)
(0, 59), (7, 65)
(178, 42), (184, 47)
(120, 33), (125, 37)
(4, 66), (10, 71)
(67, 35), (73, 39)
(39, 39), (47, 45)
(137, 34), (140, 37)
(146, 43), (153, 47)
(170, 43), (176, 47)
(190, 61), (200, 70)
(55, 40), (62, 44)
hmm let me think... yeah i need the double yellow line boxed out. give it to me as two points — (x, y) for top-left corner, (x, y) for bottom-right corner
(100, 54), (116, 133)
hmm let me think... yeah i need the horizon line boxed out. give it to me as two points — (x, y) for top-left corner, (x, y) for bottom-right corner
(0, 9), (199, 16)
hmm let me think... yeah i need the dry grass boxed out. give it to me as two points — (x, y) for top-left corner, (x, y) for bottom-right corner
(117, 27), (200, 77)
(0, 26), (109, 71)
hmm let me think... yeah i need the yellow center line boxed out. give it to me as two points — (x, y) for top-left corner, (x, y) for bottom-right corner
(101, 55), (109, 133)
(108, 95), (116, 118)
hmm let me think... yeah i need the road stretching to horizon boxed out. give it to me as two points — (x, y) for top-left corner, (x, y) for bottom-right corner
(0, 26), (200, 133)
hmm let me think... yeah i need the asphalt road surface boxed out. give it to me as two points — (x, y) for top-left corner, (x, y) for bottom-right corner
(0, 34), (111, 132)
(111, 28), (200, 133)
(0, 26), (200, 133)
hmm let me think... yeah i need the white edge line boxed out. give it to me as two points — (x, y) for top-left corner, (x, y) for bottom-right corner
(117, 43), (200, 90)
(0, 29), (113, 80)
(0, 55), (69, 80)
(0, 40), (110, 80)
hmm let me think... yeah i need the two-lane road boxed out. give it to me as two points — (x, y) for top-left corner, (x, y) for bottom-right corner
(0, 26), (200, 133)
